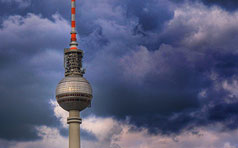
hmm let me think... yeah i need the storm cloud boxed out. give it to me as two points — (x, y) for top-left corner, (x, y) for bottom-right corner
(0, 0), (238, 144)
(81, 0), (238, 135)
(0, 13), (69, 140)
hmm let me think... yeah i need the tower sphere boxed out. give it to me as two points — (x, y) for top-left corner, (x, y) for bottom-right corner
(56, 76), (92, 111)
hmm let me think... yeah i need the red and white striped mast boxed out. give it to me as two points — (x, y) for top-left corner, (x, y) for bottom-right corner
(70, 0), (78, 50)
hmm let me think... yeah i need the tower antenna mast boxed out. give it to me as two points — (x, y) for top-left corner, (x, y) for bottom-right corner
(70, 0), (78, 50)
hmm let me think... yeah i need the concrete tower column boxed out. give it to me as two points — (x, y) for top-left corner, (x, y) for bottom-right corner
(67, 110), (82, 148)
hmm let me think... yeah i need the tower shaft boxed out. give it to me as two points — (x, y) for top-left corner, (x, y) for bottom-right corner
(68, 1), (82, 148)
(67, 110), (81, 148)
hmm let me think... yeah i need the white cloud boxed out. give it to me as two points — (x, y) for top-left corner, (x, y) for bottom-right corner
(0, 12), (70, 81)
(224, 143), (237, 148)
(0, 13), (70, 52)
(116, 125), (238, 148)
(1, 100), (238, 148)
(223, 79), (238, 98)
(221, 78), (238, 104)
(50, 100), (68, 128)
(119, 44), (201, 82)
(120, 46), (155, 80)
(3, 122), (238, 148)
(0, 0), (31, 8)
(50, 100), (122, 148)
(164, 2), (238, 52)
(7, 126), (67, 148)
(47, 101), (238, 148)
(82, 116), (121, 142)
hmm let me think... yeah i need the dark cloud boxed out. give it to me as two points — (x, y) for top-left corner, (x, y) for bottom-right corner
(0, 64), (59, 140)
(125, 0), (173, 32)
(86, 46), (206, 134)
(1, 0), (238, 142)
(80, 0), (238, 135)
(200, 0), (238, 10)
(0, 13), (68, 140)
(87, 46), (238, 135)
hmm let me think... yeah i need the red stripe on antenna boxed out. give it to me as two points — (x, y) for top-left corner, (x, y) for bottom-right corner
(71, 8), (76, 14)
(72, 21), (76, 27)
(71, 33), (77, 41)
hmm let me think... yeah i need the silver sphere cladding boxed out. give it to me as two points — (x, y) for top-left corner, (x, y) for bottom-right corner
(56, 76), (92, 111)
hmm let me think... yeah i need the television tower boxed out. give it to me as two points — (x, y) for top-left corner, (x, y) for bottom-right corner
(55, 0), (93, 148)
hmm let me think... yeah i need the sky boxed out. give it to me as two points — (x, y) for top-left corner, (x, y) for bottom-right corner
(0, 0), (238, 148)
